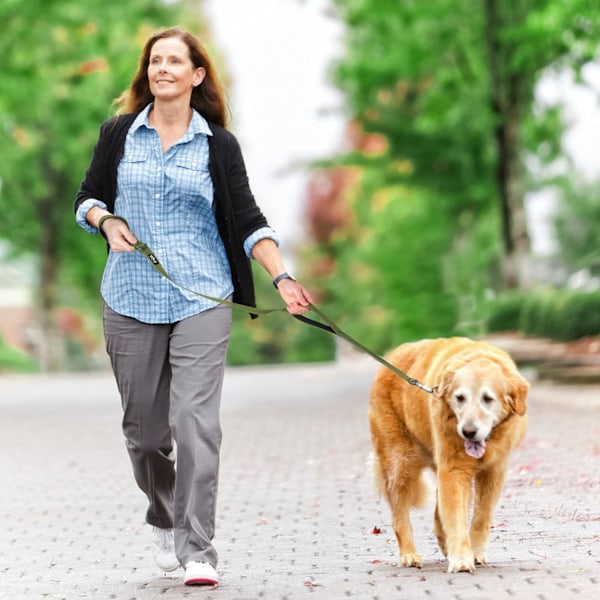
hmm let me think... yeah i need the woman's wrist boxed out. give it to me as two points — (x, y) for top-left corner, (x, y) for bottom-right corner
(86, 205), (110, 229)
(272, 272), (296, 289)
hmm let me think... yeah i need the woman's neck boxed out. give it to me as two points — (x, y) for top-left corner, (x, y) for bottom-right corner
(149, 100), (193, 153)
(149, 100), (193, 129)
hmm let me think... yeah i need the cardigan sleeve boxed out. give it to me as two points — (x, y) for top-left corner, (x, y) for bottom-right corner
(74, 119), (113, 215)
(74, 113), (135, 216)
(208, 124), (271, 311)
(219, 128), (270, 240)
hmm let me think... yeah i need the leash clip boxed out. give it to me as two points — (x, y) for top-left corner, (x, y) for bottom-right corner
(409, 379), (434, 394)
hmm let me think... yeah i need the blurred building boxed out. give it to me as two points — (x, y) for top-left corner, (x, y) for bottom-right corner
(0, 242), (37, 354)
(0, 243), (101, 370)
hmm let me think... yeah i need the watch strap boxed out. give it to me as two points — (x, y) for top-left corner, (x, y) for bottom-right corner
(272, 272), (296, 289)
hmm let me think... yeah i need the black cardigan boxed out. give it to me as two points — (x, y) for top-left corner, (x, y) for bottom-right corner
(75, 113), (271, 312)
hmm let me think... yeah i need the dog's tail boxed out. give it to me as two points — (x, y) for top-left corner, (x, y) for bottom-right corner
(368, 451), (432, 509)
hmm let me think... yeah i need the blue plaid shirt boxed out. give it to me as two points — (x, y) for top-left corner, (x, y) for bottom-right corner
(76, 105), (278, 323)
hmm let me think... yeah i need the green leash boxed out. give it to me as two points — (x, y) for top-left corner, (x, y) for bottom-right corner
(136, 239), (432, 393)
(98, 215), (432, 393)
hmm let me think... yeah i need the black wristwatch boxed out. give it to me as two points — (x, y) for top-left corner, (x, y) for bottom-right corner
(272, 272), (296, 289)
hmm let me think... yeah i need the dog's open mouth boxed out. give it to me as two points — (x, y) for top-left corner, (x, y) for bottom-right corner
(464, 439), (486, 459)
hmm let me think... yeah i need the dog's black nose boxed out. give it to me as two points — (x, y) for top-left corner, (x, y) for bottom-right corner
(461, 425), (478, 439)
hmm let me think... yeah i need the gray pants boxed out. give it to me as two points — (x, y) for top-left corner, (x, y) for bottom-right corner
(103, 303), (232, 568)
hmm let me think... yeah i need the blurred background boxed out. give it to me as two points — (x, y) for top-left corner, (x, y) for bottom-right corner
(1, 0), (600, 374)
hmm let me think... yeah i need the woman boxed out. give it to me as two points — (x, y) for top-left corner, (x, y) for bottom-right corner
(74, 27), (313, 586)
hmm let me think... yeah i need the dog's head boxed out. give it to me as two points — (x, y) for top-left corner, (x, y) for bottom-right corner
(433, 355), (528, 459)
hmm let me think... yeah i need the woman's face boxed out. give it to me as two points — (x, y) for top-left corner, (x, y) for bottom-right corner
(147, 37), (205, 104)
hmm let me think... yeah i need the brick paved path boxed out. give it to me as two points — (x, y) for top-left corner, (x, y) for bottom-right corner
(1, 358), (599, 599)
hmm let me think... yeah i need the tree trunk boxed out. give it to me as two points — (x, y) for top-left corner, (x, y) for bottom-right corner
(36, 163), (63, 372)
(484, 0), (531, 289)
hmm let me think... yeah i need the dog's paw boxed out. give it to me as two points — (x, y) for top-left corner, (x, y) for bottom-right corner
(400, 552), (423, 568)
(474, 550), (488, 566)
(447, 554), (475, 573)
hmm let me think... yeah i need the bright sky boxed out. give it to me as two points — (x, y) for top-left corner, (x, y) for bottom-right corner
(527, 65), (600, 254)
(202, 0), (346, 259)
(549, 64), (600, 181)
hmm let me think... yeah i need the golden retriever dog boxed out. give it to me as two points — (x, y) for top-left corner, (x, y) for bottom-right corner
(369, 337), (528, 573)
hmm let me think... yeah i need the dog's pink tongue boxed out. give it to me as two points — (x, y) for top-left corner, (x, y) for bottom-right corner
(465, 439), (486, 459)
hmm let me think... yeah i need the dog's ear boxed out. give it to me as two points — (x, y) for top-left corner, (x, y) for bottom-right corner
(433, 356), (469, 399)
(433, 368), (455, 400)
(506, 372), (529, 416)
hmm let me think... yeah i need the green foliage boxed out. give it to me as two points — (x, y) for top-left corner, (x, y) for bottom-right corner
(332, 0), (497, 206)
(313, 178), (462, 353)
(0, 335), (38, 373)
(306, 0), (600, 348)
(553, 179), (600, 271)
(486, 287), (600, 341)
(517, 289), (568, 337)
(485, 292), (524, 332)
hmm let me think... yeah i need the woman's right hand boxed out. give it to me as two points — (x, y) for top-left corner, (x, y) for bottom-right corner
(100, 216), (138, 252)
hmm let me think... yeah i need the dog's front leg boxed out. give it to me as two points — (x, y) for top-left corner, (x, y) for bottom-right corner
(437, 469), (475, 573)
(470, 462), (507, 566)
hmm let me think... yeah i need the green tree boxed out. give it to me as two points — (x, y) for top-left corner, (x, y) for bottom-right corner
(0, 0), (190, 370)
(330, 0), (598, 285)
(554, 179), (600, 273)
(305, 0), (599, 347)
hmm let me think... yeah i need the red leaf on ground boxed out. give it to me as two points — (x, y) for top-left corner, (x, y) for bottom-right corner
(372, 526), (382, 534)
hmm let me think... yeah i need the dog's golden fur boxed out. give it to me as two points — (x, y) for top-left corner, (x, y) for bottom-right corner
(369, 337), (528, 573)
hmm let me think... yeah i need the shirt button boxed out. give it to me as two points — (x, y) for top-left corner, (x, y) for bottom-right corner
(156, 222), (161, 227)
(155, 193), (160, 199)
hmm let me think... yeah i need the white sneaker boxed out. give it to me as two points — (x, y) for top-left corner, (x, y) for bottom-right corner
(184, 561), (219, 586)
(152, 527), (180, 572)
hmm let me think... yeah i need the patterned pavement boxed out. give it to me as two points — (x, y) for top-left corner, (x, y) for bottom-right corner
(0, 355), (599, 599)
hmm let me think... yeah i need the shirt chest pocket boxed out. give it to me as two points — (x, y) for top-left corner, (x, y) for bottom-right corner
(118, 149), (150, 194)
(175, 155), (214, 202)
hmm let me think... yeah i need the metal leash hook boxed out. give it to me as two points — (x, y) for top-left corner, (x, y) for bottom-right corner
(409, 379), (435, 394)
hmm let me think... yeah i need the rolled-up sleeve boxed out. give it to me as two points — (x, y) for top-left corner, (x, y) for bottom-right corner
(243, 226), (280, 258)
(76, 198), (107, 234)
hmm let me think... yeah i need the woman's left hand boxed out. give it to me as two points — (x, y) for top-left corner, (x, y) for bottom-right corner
(276, 279), (313, 315)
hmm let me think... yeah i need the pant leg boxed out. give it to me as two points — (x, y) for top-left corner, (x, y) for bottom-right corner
(103, 304), (175, 529)
(168, 304), (232, 568)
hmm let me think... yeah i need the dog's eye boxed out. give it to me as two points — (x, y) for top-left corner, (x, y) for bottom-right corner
(482, 394), (494, 404)
(455, 394), (465, 403)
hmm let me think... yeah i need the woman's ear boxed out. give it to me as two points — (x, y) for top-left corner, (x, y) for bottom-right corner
(193, 67), (206, 87)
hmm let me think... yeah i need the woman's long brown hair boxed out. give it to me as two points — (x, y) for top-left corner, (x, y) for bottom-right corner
(115, 27), (228, 127)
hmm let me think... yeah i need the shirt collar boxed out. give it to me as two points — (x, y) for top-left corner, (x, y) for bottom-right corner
(130, 103), (213, 138)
